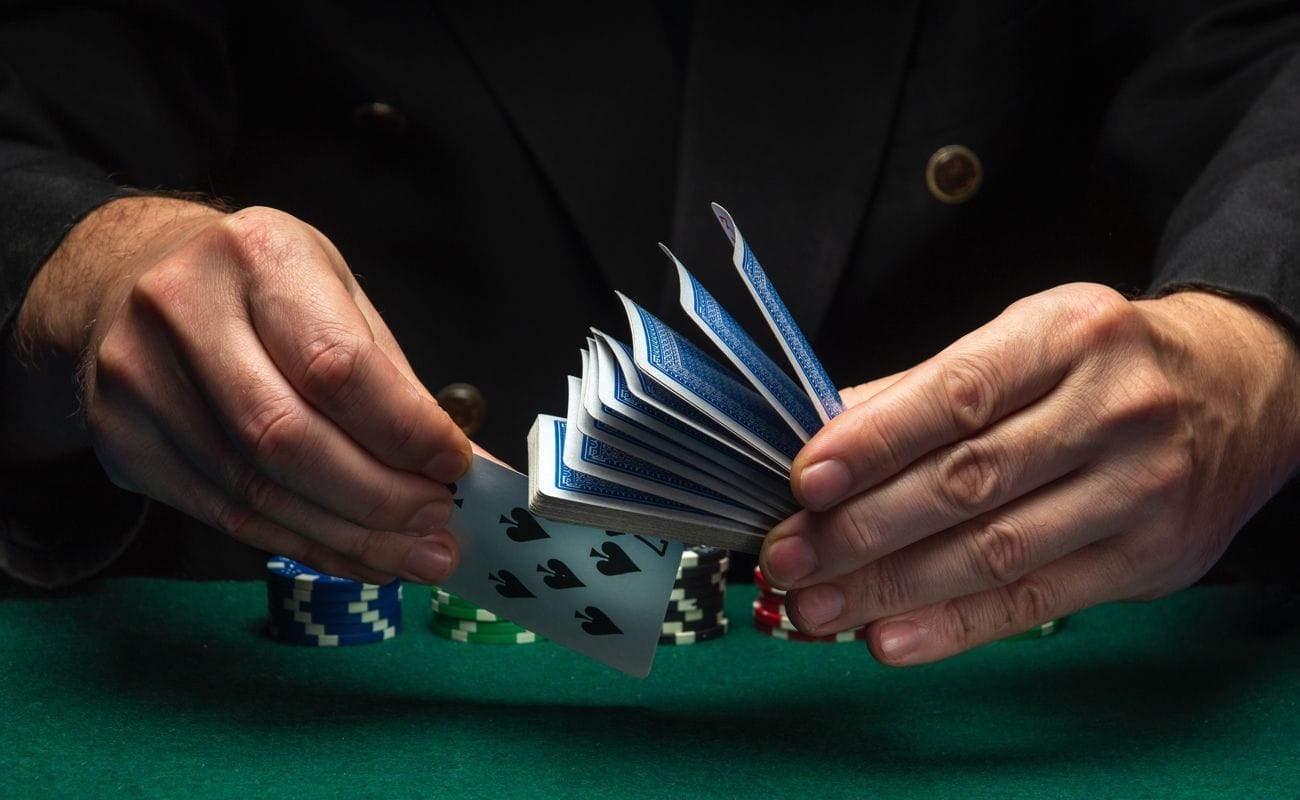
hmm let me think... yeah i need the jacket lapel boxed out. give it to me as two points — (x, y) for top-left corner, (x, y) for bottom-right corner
(667, 2), (922, 340)
(433, 2), (682, 306)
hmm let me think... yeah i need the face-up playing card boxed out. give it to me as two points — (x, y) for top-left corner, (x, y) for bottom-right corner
(439, 454), (684, 677)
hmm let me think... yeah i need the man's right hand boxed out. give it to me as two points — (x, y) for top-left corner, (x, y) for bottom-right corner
(14, 197), (472, 583)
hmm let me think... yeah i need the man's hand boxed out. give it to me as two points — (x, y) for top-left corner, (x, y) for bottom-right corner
(760, 283), (1300, 665)
(14, 197), (472, 583)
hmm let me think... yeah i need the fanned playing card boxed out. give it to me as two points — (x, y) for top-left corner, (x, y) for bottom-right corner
(528, 206), (843, 552)
(440, 455), (683, 677)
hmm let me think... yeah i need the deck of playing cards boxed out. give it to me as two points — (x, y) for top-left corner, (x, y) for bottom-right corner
(527, 204), (844, 553)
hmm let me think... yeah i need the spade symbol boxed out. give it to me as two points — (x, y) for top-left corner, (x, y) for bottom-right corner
(575, 606), (623, 636)
(590, 541), (640, 576)
(537, 559), (585, 590)
(489, 569), (536, 599)
(501, 507), (550, 542)
(448, 482), (463, 508)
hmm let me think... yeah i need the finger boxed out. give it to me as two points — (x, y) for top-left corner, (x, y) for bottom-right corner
(781, 464), (1132, 634)
(217, 210), (470, 481)
(89, 338), (462, 583)
(864, 539), (1143, 666)
(791, 292), (1088, 513)
(130, 267), (455, 534)
(838, 369), (908, 408)
(248, 262), (470, 482)
(763, 382), (1100, 587)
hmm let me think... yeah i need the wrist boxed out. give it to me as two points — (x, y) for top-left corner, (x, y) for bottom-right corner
(1136, 290), (1300, 491)
(13, 195), (224, 362)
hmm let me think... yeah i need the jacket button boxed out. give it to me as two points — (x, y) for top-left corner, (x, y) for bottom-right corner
(926, 145), (982, 204)
(351, 101), (409, 135)
(436, 382), (486, 435)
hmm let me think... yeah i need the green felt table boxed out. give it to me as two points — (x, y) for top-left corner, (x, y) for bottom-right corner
(2, 578), (1298, 799)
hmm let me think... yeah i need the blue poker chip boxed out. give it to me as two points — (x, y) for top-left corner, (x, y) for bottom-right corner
(268, 600), (401, 623)
(265, 556), (399, 593)
(268, 591), (403, 616)
(268, 623), (399, 646)
(266, 582), (402, 607)
(268, 605), (402, 628)
(269, 614), (401, 637)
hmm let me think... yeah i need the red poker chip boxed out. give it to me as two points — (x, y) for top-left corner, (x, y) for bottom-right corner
(753, 623), (869, 643)
(752, 566), (786, 596)
(752, 596), (788, 616)
(751, 603), (800, 631)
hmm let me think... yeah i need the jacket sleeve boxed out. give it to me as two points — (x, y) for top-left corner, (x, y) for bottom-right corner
(0, 1), (235, 586)
(1102, 0), (1300, 331)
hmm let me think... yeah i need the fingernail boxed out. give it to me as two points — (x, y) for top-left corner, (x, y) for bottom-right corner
(426, 450), (468, 483)
(406, 542), (453, 583)
(793, 584), (844, 627)
(406, 501), (450, 533)
(799, 459), (852, 511)
(878, 621), (920, 663)
(765, 536), (818, 586)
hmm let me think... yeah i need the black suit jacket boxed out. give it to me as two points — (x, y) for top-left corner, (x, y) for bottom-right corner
(2, 1), (1298, 583)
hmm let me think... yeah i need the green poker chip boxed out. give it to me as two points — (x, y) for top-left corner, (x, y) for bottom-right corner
(430, 615), (532, 635)
(430, 620), (543, 644)
(429, 598), (513, 622)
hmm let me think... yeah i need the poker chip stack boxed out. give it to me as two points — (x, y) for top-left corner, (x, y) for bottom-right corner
(659, 546), (730, 645)
(752, 565), (868, 642)
(265, 556), (402, 646)
(430, 588), (543, 645)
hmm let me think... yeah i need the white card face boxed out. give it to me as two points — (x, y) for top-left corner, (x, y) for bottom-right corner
(440, 455), (683, 677)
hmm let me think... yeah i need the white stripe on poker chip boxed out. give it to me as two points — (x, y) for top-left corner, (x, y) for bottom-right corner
(661, 615), (728, 634)
(760, 626), (864, 642)
(678, 548), (729, 568)
(659, 620), (729, 643)
(290, 619), (396, 636)
(284, 587), (387, 602)
(429, 599), (507, 621)
(277, 607), (395, 625)
(447, 629), (538, 644)
(674, 571), (725, 584)
(441, 618), (533, 634)
(675, 557), (730, 578)
(272, 625), (397, 647)
(666, 596), (725, 612)
(663, 607), (716, 623)
(669, 580), (726, 601)
(278, 598), (398, 616)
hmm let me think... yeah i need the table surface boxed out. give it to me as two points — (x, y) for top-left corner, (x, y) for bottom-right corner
(3, 578), (1298, 799)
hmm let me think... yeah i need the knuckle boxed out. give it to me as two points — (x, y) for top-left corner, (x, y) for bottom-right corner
(833, 503), (887, 563)
(214, 206), (295, 276)
(93, 330), (145, 399)
(1002, 575), (1055, 627)
(937, 440), (1004, 514)
(343, 530), (386, 567)
(940, 354), (1001, 435)
(238, 397), (310, 468)
(1057, 283), (1135, 345)
(359, 482), (402, 529)
(967, 517), (1031, 586)
(860, 560), (911, 617)
(211, 498), (258, 541)
(232, 466), (279, 515)
(843, 407), (905, 476)
(297, 329), (368, 404)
